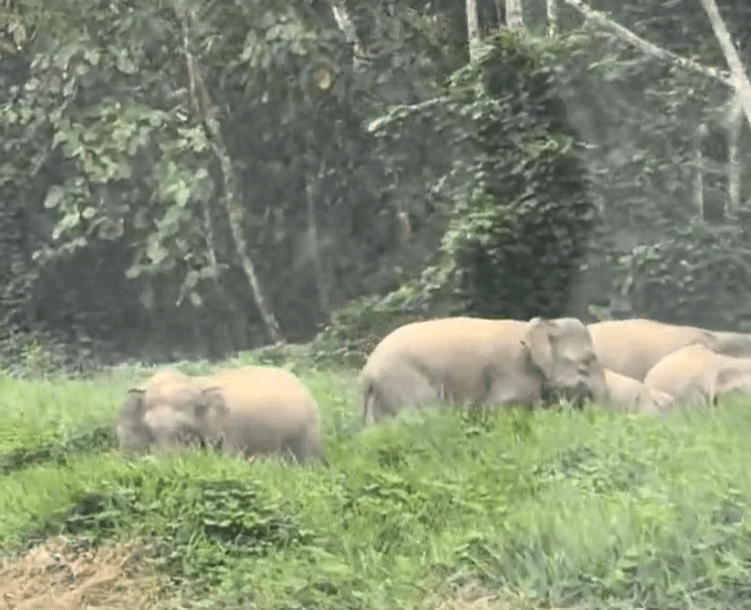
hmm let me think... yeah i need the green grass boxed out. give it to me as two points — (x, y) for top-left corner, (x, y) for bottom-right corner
(2, 357), (751, 610)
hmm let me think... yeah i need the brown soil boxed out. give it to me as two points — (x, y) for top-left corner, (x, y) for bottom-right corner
(0, 538), (165, 610)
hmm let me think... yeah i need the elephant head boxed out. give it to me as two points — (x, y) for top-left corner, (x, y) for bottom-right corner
(116, 373), (227, 454)
(523, 317), (608, 408)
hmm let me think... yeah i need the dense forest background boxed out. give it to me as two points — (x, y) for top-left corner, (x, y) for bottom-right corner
(1, 0), (751, 373)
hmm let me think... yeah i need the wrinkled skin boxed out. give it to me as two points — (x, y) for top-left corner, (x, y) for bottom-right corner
(116, 368), (209, 454)
(196, 365), (323, 463)
(359, 316), (609, 425)
(643, 343), (751, 406)
(587, 319), (721, 382)
(603, 368), (674, 415)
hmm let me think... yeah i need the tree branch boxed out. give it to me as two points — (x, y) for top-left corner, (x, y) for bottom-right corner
(698, 0), (751, 131)
(561, 0), (732, 87)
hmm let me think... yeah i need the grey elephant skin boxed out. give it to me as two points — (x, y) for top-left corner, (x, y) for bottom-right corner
(116, 365), (323, 463)
(359, 316), (609, 425)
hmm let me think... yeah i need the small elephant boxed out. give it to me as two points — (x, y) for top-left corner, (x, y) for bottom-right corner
(195, 365), (323, 463)
(587, 318), (721, 382)
(116, 365), (323, 463)
(359, 316), (609, 425)
(643, 343), (751, 407)
(603, 368), (674, 415)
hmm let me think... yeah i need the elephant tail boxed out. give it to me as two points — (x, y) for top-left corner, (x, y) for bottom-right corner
(362, 382), (377, 426)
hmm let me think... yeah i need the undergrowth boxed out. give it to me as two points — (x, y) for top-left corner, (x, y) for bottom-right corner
(2, 361), (751, 610)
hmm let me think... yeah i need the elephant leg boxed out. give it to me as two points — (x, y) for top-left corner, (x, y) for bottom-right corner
(482, 374), (539, 409)
(371, 367), (442, 420)
(280, 430), (319, 464)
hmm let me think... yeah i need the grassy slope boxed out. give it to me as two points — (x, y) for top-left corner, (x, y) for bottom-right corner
(2, 355), (751, 609)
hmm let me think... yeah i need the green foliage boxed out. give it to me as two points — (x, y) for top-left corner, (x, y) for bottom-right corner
(0, 424), (116, 475)
(613, 222), (751, 329)
(310, 293), (433, 367)
(369, 30), (596, 321)
(0, 0), (402, 361)
(5, 363), (751, 609)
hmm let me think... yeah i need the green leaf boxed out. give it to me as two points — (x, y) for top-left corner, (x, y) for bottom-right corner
(43, 185), (66, 209)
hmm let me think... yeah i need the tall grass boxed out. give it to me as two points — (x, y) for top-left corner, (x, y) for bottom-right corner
(2, 362), (751, 609)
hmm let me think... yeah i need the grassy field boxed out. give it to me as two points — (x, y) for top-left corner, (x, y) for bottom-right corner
(2, 352), (751, 610)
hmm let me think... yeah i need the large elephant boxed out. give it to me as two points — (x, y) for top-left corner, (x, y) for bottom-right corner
(359, 316), (609, 425)
(603, 368), (673, 415)
(195, 365), (323, 463)
(117, 368), (209, 454)
(643, 343), (751, 406)
(116, 365), (323, 462)
(587, 318), (721, 381)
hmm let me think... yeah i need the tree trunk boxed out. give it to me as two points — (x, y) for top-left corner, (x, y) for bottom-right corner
(177, 4), (284, 345)
(494, 0), (503, 26)
(205, 115), (285, 344)
(466, 0), (480, 62)
(698, 0), (751, 130)
(694, 123), (707, 220)
(546, 0), (557, 36)
(305, 160), (331, 314)
(505, 0), (525, 31)
(727, 92), (742, 211)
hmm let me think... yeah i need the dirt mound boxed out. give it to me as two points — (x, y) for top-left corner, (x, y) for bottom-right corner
(0, 538), (164, 610)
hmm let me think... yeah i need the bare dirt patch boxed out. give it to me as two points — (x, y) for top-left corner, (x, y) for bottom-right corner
(0, 538), (165, 610)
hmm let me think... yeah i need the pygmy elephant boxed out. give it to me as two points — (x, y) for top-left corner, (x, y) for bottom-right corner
(116, 365), (323, 463)
(359, 316), (609, 425)
(194, 365), (323, 463)
(117, 368), (208, 454)
(603, 368), (674, 415)
(643, 343), (751, 407)
(587, 318), (721, 382)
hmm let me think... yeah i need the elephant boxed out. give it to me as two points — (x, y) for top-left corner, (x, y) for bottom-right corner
(587, 318), (722, 382)
(643, 343), (751, 407)
(194, 365), (323, 463)
(359, 316), (609, 425)
(707, 330), (751, 358)
(117, 367), (216, 454)
(116, 365), (323, 463)
(603, 368), (674, 415)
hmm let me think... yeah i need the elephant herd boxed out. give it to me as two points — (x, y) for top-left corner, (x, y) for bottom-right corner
(116, 315), (751, 464)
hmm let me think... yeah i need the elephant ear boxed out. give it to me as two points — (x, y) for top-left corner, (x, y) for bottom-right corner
(117, 389), (151, 452)
(523, 317), (557, 379)
(196, 386), (229, 419)
(118, 388), (147, 424)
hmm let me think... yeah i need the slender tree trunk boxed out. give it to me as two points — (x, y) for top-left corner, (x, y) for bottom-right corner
(466, 0), (481, 62)
(698, 0), (751, 130)
(505, 0), (525, 31)
(494, 0), (503, 26)
(547, 0), (557, 36)
(727, 92), (742, 211)
(305, 159), (331, 314)
(694, 123), (707, 220)
(177, 6), (284, 345)
(330, 0), (365, 67)
(205, 116), (284, 344)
